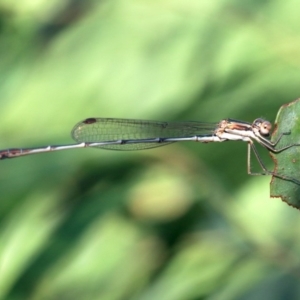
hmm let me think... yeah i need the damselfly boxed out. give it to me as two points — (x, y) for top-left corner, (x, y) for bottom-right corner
(0, 117), (299, 183)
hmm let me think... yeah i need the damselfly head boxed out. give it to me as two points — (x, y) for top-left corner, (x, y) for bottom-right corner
(253, 118), (272, 136)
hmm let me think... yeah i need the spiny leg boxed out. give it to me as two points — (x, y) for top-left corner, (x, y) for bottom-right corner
(271, 131), (291, 147)
(247, 142), (272, 176)
(260, 130), (300, 152)
(247, 142), (300, 185)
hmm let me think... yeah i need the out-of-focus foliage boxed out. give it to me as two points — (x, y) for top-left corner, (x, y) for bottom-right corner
(1, 0), (300, 299)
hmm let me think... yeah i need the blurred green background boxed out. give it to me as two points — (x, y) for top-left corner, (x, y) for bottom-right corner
(1, 0), (300, 299)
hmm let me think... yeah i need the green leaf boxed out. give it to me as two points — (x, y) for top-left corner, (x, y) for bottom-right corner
(270, 99), (300, 209)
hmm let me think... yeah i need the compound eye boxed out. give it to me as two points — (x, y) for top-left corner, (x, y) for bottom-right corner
(253, 118), (272, 136)
(260, 120), (272, 136)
